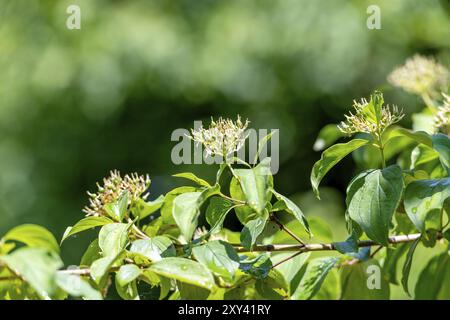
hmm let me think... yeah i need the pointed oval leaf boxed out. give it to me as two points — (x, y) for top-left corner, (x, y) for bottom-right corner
(129, 236), (175, 262)
(173, 172), (212, 188)
(291, 257), (338, 300)
(0, 247), (63, 299)
(347, 165), (403, 245)
(116, 264), (141, 287)
(160, 186), (198, 224)
(61, 216), (112, 244)
(271, 190), (310, 235)
(192, 240), (240, 281)
(4, 224), (60, 254)
(401, 237), (420, 295)
(205, 197), (235, 234)
(311, 139), (369, 198)
(341, 259), (390, 299)
(313, 123), (346, 151)
(149, 257), (215, 290)
(90, 255), (120, 285)
(56, 273), (102, 300)
(404, 178), (450, 232)
(172, 185), (220, 241)
(131, 195), (164, 219)
(432, 133), (450, 169)
(233, 157), (273, 214)
(104, 191), (129, 222)
(98, 223), (129, 257)
(414, 251), (450, 300)
(240, 214), (268, 251)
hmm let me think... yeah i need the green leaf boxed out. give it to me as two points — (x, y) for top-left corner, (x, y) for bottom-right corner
(404, 178), (450, 232)
(149, 257), (215, 290)
(291, 257), (338, 300)
(172, 184), (220, 241)
(253, 130), (277, 164)
(432, 133), (450, 169)
(0, 241), (15, 255)
(385, 127), (432, 148)
(104, 190), (129, 222)
(414, 252), (449, 300)
(115, 278), (139, 300)
(271, 190), (310, 235)
(131, 195), (164, 219)
(90, 254), (121, 286)
(332, 234), (369, 260)
(205, 197), (235, 234)
(178, 281), (210, 300)
(129, 236), (175, 262)
(232, 157), (273, 214)
(313, 124), (346, 151)
(173, 172), (212, 188)
(0, 247), (62, 299)
(3, 224), (60, 254)
(229, 177), (257, 223)
(240, 214), (268, 251)
(311, 138), (369, 198)
(272, 252), (310, 293)
(56, 273), (102, 300)
(80, 239), (102, 266)
(387, 129), (449, 171)
(192, 240), (240, 281)
(61, 216), (112, 244)
(255, 268), (289, 299)
(116, 264), (141, 286)
(383, 243), (409, 285)
(401, 237), (420, 295)
(161, 186), (198, 224)
(340, 259), (390, 299)
(98, 223), (130, 257)
(333, 235), (358, 255)
(239, 253), (272, 279)
(346, 165), (403, 245)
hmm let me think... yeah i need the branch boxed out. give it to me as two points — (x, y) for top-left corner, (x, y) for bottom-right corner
(270, 215), (305, 245)
(0, 233), (427, 281)
(234, 233), (422, 252)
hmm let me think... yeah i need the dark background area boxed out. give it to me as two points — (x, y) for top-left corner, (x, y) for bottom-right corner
(0, 0), (449, 273)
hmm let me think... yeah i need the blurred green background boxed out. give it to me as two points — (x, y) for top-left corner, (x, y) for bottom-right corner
(0, 0), (449, 298)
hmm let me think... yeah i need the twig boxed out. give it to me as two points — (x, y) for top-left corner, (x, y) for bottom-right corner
(271, 251), (303, 269)
(219, 193), (246, 205)
(5, 233), (428, 279)
(270, 215), (305, 245)
(370, 245), (383, 258)
(234, 233), (423, 252)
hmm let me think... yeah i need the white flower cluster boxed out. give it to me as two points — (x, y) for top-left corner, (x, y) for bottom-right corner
(388, 55), (449, 97)
(190, 116), (250, 157)
(83, 170), (150, 216)
(338, 95), (404, 136)
(434, 93), (450, 134)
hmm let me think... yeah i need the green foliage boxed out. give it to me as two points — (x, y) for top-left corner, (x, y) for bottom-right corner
(404, 178), (450, 232)
(4, 224), (60, 254)
(346, 165), (403, 245)
(291, 257), (338, 300)
(311, 139), (370, 198)
(0, 90), (449, 300)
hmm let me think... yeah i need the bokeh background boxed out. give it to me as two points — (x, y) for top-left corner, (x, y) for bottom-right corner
(1, 0), (449, 298)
